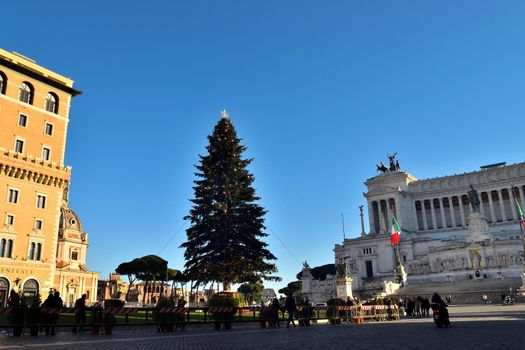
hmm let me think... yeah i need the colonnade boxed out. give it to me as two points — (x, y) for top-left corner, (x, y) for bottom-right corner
(413, 185), (525, 231)
(369, 198), (397, 234)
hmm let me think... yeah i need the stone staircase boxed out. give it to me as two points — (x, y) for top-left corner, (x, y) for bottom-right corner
(390, 278), (524, 304)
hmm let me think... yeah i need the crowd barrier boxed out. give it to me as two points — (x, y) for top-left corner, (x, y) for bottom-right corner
(0, 304), (400, 335)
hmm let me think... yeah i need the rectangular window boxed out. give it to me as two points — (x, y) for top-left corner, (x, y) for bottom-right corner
(18, 114), (27, 127)
(71, 250), (78, 261)
(35, 219), (42, 230)
(365, 260), (374, 278)
(45, 123), (53, 136)
(7, 188), (19, 204)
(14, 139), (24, 153)
(36, 194), (46, 209)
(42, 147), (51, 161)
(6, 215), (14, 226)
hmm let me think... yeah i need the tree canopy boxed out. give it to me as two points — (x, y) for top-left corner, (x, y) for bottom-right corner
(296, 264), (336, 281)
(181, 115), (278, 290)
(237, 282), (264, 304)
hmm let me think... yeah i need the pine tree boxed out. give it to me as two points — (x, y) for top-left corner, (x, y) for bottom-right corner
(181, 112), (278, 290)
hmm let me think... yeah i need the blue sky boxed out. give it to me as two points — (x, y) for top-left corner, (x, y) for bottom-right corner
(3, 1), (525, 292)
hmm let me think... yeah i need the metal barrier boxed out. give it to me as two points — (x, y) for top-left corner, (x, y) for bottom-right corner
(0, 304), (400, 335)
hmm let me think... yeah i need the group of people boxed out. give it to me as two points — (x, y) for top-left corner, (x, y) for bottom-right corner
(3, 289), (89, 336)
(42, 291), (64, 335)
(263, 295), (299, 328)
(403, 296), (431, 318)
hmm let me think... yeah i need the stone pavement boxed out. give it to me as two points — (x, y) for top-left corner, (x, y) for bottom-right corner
(0, 304), (524, 349)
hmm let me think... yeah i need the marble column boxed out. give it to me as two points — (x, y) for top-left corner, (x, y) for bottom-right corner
(379, 201), (385, 234)
(449, 197), (457, 227)
(386, 198), (392, 233)
(458, 197), (466, 226)
(412, 200), (419, 231)
(368, 200), (376, 234)
(509, 188), (518, 220)
(497, 189), (506, 221)
(478, 192), (485, 216)
(519, 186), (525, 212)
(421, 200), (428, 230)
(439, 198), (447, 228)
(430, 199), (437, 230)
(488, 191), (496, 223)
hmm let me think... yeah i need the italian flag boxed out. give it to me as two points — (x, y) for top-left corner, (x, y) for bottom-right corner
(516, 199), (525, 231)
(391, 216), (401, 246)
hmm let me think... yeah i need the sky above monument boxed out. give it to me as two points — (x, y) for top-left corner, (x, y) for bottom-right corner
(2, 1), (525, 293)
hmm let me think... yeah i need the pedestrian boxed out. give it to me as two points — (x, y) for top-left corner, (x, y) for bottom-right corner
(482, 294), (488, 304)
(422, 297), (431, 317)
(74, 294), (87, 334)
(50, 292), (63, 335)
(8, 290), (22, 337)
(284, 295), (297, 328)
(406, 298), (414, 317)
(42, 292), (54, 335)
(176, 298), (186, 331)
(271, 298), (281, 327)
(415, 297), (422, 318)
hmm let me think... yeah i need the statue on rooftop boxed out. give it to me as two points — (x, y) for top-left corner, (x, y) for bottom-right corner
(376, 162), (388, 173)
(387, 153), (397, 171)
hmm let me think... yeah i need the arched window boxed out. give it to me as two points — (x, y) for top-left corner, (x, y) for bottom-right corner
(0, 277), (9, 307)
(35, 243), (42, 261)
(0, 71), (6, 95)
(29, 242), (35, 260)
(0, 239), (5, 257)
(45, 92), (59, 113)
(19, 82), (34, 104)
(22, 279), (39, 305)
(6, 240), (13, 258)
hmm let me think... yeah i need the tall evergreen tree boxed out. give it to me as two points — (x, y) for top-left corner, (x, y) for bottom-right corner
(181, 112), (278, 290)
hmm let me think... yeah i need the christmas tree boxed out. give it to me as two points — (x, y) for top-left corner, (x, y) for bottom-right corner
(181, 111), (278, 290)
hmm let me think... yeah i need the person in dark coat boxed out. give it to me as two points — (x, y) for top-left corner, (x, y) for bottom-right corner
(42, 292), (54, 335)
(74, 294), (87, 334)
(271, 298), (281, 328)
(8, 290), (22, 336)
(50, 292), (63, 335)
(284, 295), (297, 328)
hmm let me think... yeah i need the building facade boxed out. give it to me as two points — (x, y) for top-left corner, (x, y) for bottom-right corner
(0, 49), (98, 306)
(332, 159), (525, 297)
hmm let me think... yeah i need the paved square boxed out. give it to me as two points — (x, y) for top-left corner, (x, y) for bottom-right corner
(0, 304), (524, 349)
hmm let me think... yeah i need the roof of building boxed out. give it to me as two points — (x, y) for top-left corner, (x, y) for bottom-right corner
(59, 207), (83, 232)
(0, 48), (81, 96)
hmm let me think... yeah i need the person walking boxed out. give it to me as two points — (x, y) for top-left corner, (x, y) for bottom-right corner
(7, 290), (21, 336)
(271, 298), (281, 328)
(50, 292), (63, 335)
(74, 294), (87, 334)
(284, 295), (297, 328)
(42, 292), (54, 335)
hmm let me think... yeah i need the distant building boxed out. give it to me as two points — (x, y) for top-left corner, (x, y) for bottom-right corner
(97, 273), (131, 302)
(303, 159), (525, 300)
(261, 288), (277, 305)
(335, 159), (525, 297)
(0, 48), (98, 306)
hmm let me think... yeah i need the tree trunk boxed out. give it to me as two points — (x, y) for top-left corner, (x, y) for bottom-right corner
(142, 281), (149, 305)
(223, 282), (231, 291)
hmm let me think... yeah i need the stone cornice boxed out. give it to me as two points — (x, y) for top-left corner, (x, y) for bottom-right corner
(365, 170), (418, 187)
(0, 148), (70, 188)
(408, 162), (525, 194)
